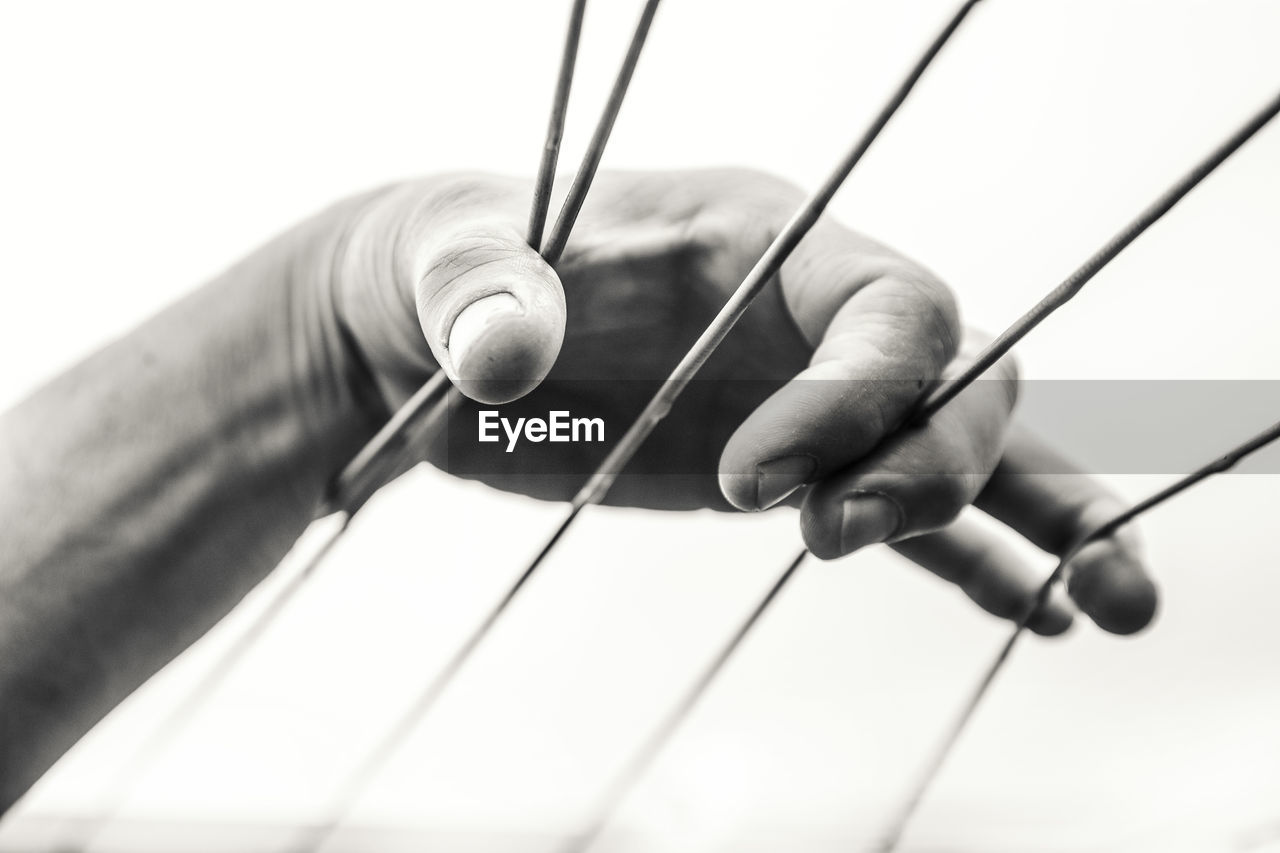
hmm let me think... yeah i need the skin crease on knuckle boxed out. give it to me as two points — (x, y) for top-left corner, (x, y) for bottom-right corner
(419, 234), (550, 334)
(857, 270), (960, 368)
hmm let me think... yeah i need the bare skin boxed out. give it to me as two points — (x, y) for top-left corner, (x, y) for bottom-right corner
(0, 169), (1155, 812)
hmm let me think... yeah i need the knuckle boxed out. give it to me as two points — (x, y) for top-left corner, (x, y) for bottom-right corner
(1057, 490), (1129, 553)
(895, 264), (956, 317)
(697, 168), (806, 240)
(421, 231), (523, 291)
(960, 328), (1021, 408)
(417, 172), (511, 211)
(705, 167), (805, 206)
(854, 265), (960, 368)
(921, 474), (977, 528)
(998, 351), (1022, 409)
(897, 271), (960, 360)
(864, 473), (973, 538)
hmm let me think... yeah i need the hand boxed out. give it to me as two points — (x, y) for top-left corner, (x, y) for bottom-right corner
(321, 169), (1156, 636)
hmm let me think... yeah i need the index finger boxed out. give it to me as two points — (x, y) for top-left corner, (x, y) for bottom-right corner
(718, 218), (961, 511)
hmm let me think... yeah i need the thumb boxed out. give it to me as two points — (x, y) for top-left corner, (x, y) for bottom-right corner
(415, 223), (565, 405)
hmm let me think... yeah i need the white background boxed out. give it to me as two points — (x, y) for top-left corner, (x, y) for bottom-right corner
(1, 1), (1279, 851)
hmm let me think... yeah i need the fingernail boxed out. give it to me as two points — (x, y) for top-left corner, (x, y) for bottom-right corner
(755, 455), (817, 509)
(840, 493), (903, 554)
(1028, 586), (1075, 636)
(448, 292), (523, 370)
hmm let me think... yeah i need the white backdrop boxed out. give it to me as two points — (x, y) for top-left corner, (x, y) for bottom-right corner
(2, 1), (1279, 851)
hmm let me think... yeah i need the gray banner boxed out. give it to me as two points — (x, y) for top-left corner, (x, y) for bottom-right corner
(436, 380), (1280, 476)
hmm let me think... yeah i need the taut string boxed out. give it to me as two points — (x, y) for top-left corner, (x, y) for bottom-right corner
(527, 0), (588, 250)
(290, 1), (985, 847)
(875, 418), (1280, 852)
(560, 551), (809, 853)
(541, 0), (663, 263)
(554, 87), (1280, 851)
(70, 4), (1280, 851)
(282, 2), (667, 849)
(73, 0), (633, 843)
(71, 370), (453, 852)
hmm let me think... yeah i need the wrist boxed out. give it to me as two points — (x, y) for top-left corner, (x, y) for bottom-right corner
(263, 191), (401, 505)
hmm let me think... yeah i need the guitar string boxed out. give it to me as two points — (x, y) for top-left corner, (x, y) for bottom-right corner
(552, 87), (1280, 852)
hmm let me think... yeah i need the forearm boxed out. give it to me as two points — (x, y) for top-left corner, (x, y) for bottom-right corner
(0, 203), (385, 809)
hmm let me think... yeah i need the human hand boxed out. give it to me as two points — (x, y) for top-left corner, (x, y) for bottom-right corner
(318, 169), (1155, 636)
